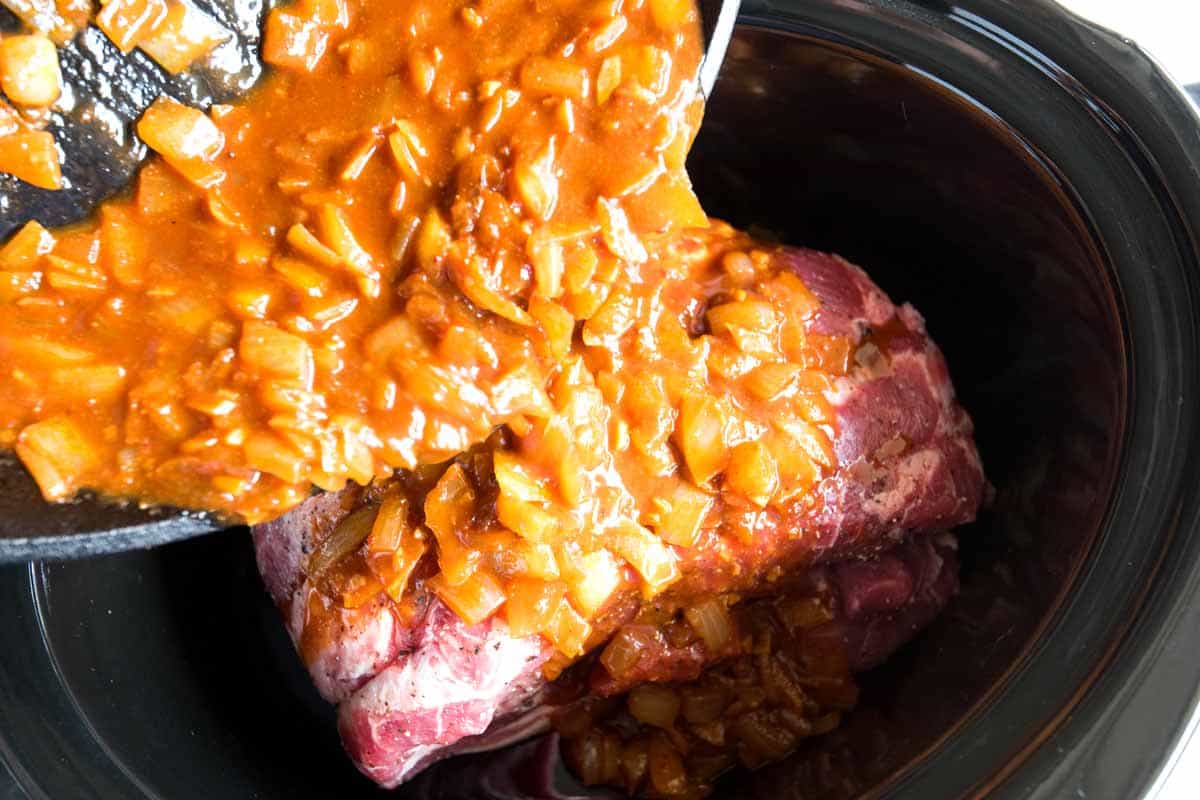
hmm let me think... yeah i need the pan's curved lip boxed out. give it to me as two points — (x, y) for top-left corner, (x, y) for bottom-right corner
(0, 514), (223, 563)
(732, 0), (1200, 798)
(0, 497), (225, 563)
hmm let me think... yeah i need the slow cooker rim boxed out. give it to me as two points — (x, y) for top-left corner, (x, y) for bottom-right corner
(733, 0), (1200, 798)
(924, 3), (1200, 796)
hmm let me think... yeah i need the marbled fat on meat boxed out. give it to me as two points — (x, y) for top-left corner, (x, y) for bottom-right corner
(338, 603), (552, 786)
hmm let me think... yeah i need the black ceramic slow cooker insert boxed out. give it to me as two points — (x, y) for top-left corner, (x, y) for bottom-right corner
(1, 0), (1199, 798)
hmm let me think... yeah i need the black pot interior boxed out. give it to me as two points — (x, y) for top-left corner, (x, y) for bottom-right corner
(0, 10), (1140, 800)
(691, 24), (1122, 797)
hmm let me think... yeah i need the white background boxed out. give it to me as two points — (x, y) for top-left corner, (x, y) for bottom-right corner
(1057, 0), (1200, 85)
(1051, 2), (1198, 798)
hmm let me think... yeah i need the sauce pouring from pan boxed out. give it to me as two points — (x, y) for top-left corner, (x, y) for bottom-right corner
(0, 0), (740, 562)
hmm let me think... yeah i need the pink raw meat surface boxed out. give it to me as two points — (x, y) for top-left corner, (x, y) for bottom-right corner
(252, 244), (986, 788)
(337, 602), (552, 786)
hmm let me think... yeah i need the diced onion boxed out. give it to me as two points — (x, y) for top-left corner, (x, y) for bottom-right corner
(731, 710), (797, 767)
(566, 729), (621, 787)
(385, 531), (428, 601)
(581, 285), (636, 348)
(263, 10), (329, 72)
(0, 34), (62, 107)
(565, 547), (622, 617)
(247, 439), (301, 482)
(493, 449), (551, 503)
(647, 733), (686, 796)
(303, 0), (350, 28)
(513, 139), (559, 222)
(423, 463), (475, 541)
(706, 300), (779, 358)
(95, 0), (169, 53)
(414, 209), (451, 276)
(528, 295), (574, 360)
(650, 482), (712, 548)
(15, 417), (99, 500)
(0, 219), (55, 269)
(307, 504), (376, 578)
(762, 270), (820, 319)
(434, 530), (482, 587)
(518, 541), (560, 580)
(628, 684), (680, 730)
(137, 2), (229, 75)
(365, 493), (427, 602)
(610, 521), (679, 598)
(504, 576), (565, 638)
(286, 222), (342, 267)
(683, 597), (733, 652)
(674, 394), (728, 487)
(0, 129), (61, 189)
(490, 363), (553, 419)
(520, 56), (590, 101)
(425, 464), (485, 585)
(647, 0), (689, 31)
(0, 271), (42, 303)
(599, 626), (651, 677)
(429, 569), (505, 626)
(239, 321), (314, 388)
(48, 365), (128, 403)
(136, 95), (226, 188)
(496, 492), (560, 542)
(316, 203), (375, 276)
(620, 736), (650, 790)
(725, 439), (779, 508)
(595, 196), (646, 263)
(541, 596), (591, 657)
(745, 362), (801, 402)
(367, 492), (408, 552)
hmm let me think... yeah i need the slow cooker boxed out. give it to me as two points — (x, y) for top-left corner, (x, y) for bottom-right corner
(1, 0), (1198, 797)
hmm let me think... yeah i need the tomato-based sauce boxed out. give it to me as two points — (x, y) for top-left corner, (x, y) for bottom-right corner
(0, 0), (856, 671)
(1, 0), (706, 516)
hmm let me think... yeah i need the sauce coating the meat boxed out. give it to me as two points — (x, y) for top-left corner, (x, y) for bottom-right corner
(0, 0), (861, 660)
(287, 224), (857, 675)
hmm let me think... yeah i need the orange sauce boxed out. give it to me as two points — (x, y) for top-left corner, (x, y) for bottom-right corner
(0, 0), (706, 518)
(0, 0), (855, 666)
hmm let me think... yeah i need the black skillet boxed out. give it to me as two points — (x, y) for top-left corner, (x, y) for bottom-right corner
(0, 0), (740, 561)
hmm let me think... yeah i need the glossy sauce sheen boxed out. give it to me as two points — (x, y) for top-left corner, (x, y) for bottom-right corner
(287, 223), (856, 676)
(0, 0), (860, 662)
(0, 0), (705, 514)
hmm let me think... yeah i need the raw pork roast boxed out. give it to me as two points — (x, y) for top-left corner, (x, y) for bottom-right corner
(253, 245), (986, 787)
